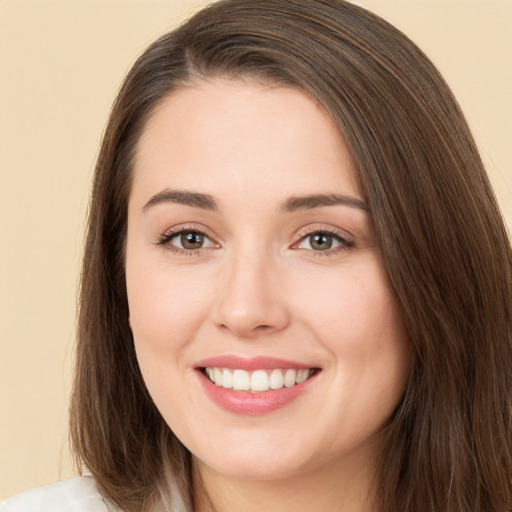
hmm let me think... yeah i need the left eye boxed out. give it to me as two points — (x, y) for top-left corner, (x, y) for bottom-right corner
(297, 232), (345, 251)
(166, 230), (216, 250)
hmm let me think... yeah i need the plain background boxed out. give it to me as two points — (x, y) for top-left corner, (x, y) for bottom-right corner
(1, 0), (510, 501)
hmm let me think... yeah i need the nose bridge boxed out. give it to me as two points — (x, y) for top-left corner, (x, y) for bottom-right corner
(214, 239), (289, 337)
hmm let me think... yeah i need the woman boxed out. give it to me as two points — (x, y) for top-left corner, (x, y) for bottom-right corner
(2, 0), (511, 511)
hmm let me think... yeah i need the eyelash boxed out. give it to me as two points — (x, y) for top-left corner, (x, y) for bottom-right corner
(156, 225), (354, 257)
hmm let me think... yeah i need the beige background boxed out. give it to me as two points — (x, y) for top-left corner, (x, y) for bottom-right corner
(1, 0), (510, 501)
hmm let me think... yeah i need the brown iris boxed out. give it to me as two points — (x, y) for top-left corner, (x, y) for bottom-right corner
(181, 232), (204, 249)
(309, 233), (333, 251)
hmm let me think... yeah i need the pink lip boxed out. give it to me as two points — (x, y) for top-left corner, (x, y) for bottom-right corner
(194, 355), (314, 371)
(194, 355), (320, 416)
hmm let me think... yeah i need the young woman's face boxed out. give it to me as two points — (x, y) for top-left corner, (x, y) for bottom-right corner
(126, 79), (410, 482)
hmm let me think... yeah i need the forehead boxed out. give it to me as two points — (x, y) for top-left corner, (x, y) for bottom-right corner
(131, 79), (361, 207)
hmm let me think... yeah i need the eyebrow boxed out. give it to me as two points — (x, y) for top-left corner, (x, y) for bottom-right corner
(279, 194), (370, 213)
(141, 189), (369, 214)
(142, 190), (218, 212)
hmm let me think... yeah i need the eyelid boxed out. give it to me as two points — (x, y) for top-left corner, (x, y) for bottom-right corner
(295, 224), (354, 244)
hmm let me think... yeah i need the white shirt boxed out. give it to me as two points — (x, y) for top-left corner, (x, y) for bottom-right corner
(0, 477), (112, 512)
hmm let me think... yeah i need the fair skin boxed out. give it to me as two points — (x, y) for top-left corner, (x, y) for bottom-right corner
(125, 79), (410, 512)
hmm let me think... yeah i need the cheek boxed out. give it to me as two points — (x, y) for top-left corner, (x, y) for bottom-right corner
(126, 262), (214, 414)
(294, 262), (410, 412)
(127, 261), (212, 352)
(294, 263), (405, 352)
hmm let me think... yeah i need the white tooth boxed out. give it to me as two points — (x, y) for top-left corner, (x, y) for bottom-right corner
(207, 367), (215, 382)
(269, 369), (284, 389)
(284, 369), (297, 387)
(232, 369), (250, 391)
(222, 369), (233, 389)
(251, 370), (270, 392)
(296, 368), (309, 384)
(214, 367), (223, 386)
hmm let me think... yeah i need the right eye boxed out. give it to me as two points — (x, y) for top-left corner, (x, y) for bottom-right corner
(158, 228), (217, 254)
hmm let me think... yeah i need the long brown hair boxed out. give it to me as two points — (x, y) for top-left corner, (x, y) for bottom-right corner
(70, 1), (512, 510)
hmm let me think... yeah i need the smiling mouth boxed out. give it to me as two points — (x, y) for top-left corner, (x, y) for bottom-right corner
(201, 367), (319, 393)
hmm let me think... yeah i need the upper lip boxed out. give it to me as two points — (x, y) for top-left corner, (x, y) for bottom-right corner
(194, 355), (317, 371)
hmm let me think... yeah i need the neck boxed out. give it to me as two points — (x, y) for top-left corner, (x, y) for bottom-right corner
(192, 451), (380, 512)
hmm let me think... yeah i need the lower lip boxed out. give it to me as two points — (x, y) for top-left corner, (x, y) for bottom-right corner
(197, 370), (318, 415)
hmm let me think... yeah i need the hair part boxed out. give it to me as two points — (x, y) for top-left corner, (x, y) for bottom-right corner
(71, 1), (512, 511)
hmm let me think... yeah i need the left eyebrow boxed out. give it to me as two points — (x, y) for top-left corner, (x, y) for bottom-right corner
(279, 194), (370, 213)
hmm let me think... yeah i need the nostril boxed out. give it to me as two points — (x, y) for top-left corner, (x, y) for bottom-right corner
(256, 325), (273, 331)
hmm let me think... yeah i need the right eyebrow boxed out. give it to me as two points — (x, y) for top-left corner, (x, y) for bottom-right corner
(141, 189), (219, 213)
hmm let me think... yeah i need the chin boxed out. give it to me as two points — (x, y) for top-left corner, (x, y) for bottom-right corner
(198, 455), (308, 482)
(191, 433), (319, 482)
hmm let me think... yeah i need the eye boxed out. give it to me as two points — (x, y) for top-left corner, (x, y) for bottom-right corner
(294, 229), (353, 254)
(158, 228), (217, 253)
(175, 231), (208, 250)
(301, 232), (337, 251)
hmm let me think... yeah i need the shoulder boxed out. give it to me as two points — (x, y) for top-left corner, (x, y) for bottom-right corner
(0, 477), (112, 512)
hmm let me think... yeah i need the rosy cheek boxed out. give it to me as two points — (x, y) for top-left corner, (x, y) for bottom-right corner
(128, 264), (212, 352)
(295, 265), (403, 357)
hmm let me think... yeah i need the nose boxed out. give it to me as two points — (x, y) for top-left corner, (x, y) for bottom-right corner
(213, 248), (290, 339)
